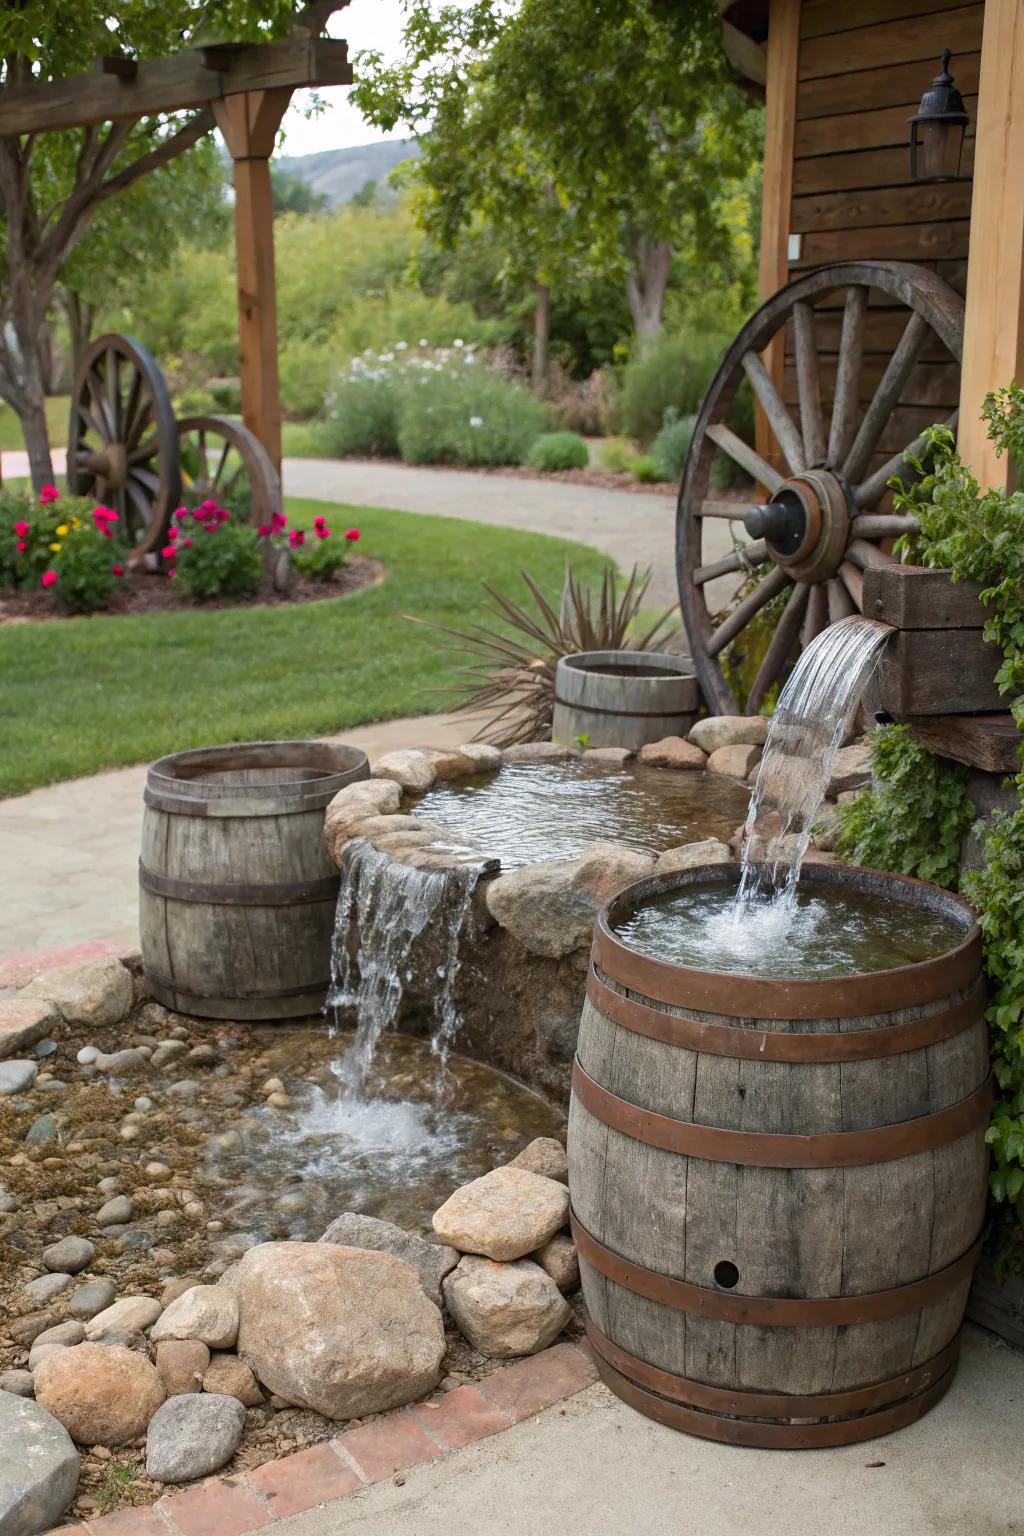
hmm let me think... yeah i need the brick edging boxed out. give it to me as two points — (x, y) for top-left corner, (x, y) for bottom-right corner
(49, 1341), (598, 1535)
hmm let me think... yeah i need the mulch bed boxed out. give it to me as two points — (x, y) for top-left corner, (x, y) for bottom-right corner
(0, 554), (385, 626)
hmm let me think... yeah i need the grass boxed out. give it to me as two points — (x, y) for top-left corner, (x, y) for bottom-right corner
(0, 498), (609, 798)
(0, 396), (70, 454)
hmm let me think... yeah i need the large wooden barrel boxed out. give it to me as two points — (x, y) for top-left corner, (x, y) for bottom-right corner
(140, 740), (368, 1020)
(552, 650), (698, 751)
(568, 862), (990, 1448)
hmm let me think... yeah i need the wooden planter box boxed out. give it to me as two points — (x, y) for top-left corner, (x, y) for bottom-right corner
(863, 565), (1005, 717)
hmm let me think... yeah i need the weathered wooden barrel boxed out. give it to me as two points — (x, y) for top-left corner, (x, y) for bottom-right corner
(140, 740), (368, 1020)
(568, 863), (990, 1448)
(552, 650), (698, 751)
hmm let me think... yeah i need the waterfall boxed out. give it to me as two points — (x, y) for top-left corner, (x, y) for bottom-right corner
(328, 841), (480, 1095)
(734, 615), (893, 912)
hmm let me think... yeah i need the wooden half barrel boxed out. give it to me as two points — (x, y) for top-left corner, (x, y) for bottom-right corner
(568, 863), (990, 1448)
(140, 740), (369, 1020)
(552, 650), (699, 752)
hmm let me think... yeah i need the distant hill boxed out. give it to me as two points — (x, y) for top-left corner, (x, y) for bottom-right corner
(274, 139), (420, 208)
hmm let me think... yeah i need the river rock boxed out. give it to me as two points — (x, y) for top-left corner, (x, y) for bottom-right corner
(150, 1040), (188, 1070)
(41, 1236), (94, 1274)
(531, 1233), (579, 1290)
(94, 1048), (150, 1075)
(25, 1272), (73, 1306)
(456, 742), (503, 771)
(151, 1284), (238, 1348)
(638, 737), (708, 770)
(203, 1352), (263, 1406)
(812, 802), (844, 852)
(234, 1241), (445, 1418)
(323, 779), (402, 860)
(0, 1059), (37, 1095)
(96, 1195), (134, 1226)
(68, 1280), (116, 1321)
(423, 749), (478, 781)
(654, 837), (735, 874)
(319, 1212), (458, 1309)
(85, 1295), (163, 1341)
(508, 1137), (568, 1184)
(0, 1370), (34, 1397)
(433, 1166), (569, 1261)
(34, 1343), (166, 1446)
(688, 715), (770, 754)
(827, 741), (872, 796)
(443, 1257), (571, 1357)
(0, 996), (56, 1059)
(503, 741), (576, 762)
(25, 1111), (57, 1143)
(10, 1311), (59, 1347)
(0, 1390), (80, 1535)
(22, 956), (133, 1028)
(145, 1393), (245, 1483)
(706, 743), (762, 780)
(371, 749), (436, 792)
(485, 841), (654, 958)
(155, 1340), (210, 1396)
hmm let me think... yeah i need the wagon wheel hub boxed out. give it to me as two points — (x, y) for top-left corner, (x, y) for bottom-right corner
(743, 469), (851, 585)
(85, 440), (127, 489)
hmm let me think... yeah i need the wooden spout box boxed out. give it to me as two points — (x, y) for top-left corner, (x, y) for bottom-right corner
(862, 565), (1005, 717)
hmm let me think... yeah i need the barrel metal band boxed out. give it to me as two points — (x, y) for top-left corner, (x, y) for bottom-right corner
(139, 862), (339, 907)
(142, 966), (328, 1003)
(584, 1316), (960, 1419)
(590, 1346), (957, 1449)
(552, 693), (690, 720)
(586, 967), (986, 1062)
(570, 1213), (982, 1327)
(571, 1058), (993, 1168)
(144, 786), (337, 818)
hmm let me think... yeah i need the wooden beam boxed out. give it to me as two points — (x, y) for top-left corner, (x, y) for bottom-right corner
(0, 37), (352, 136)
(213, 90), (292, 476)
(755, 0), (800, 480)
(957, 0), (1024, 490)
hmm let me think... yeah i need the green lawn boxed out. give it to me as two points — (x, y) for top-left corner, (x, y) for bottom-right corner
(0, 498), (609, 798)
(0, 396), (70, 454)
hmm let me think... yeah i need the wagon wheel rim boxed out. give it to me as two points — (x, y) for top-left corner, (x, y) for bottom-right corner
(676, 261), (965, 716)
(66, 333), (180, 557)
(175, 414), (282, 527)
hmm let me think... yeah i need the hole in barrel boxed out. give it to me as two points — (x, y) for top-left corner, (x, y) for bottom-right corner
(714, 1260), (740, 1289)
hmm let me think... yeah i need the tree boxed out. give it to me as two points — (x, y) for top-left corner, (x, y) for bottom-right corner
(271, 163), (329, 217)
(0, 2), (296, 486)
(352, 0), (761, 360)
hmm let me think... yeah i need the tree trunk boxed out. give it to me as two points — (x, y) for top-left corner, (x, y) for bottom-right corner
(19, 387), (55, 489)
(61, 290), (96, 377)
(624, 235), (673, 345)
(532, 281), (550, 392)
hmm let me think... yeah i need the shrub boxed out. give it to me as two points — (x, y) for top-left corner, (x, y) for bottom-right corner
(599, 438), (635, 473)
(0, 486), (125, 600)
(631, 454), (664, 484)
(651, 412), (696, 483)
(320, 369), (402, 458)
(397, 368), (547, 468)
(526, 432), (589, 472)
(51, 520), (128, 614)
(290, 516), (361, 581)
(618, 328), (730, 444)
(167, 502), (263, 600)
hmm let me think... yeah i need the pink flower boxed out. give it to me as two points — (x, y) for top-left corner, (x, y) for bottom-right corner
(93, 504), (118, 522)
(257, 523), (272, 538)
(314, 515), (327, 532)
(181, 537), (194, 549)
(39, 484), (59, 505)
(40, 569), (57, 588)
(344, 528), (361, 542)
(173, 507), (189, 524)
(289, 529), (305, 547)
(203, 520), (219, 533)
(217, 506), (230, 524)
(100, 527), (114, 539)
(16, 539), (27, 553)
(200, 499), (218, 513)
(167, 527), (178, 542)
(315, 527), (330, 540)
(14, 520), (29, 537)
(271, 511), (287, 532)
(161, 545), (177, 561)
(191, 507), (206, 521)
(112, 563), (125, 577)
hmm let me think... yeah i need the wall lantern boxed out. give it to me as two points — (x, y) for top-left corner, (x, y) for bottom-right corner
(908, 50), (970, 182)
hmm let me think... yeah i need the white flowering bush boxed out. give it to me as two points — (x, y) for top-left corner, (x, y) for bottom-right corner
(322, 342), (549, 466)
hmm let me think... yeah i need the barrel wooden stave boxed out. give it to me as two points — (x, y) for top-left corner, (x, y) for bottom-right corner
(552, 650), (698, 752)
(568, 880), (989, 1440)
(139, 740), (368, 1020)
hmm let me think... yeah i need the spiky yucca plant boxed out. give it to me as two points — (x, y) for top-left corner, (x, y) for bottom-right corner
(410, 565), (678, 746)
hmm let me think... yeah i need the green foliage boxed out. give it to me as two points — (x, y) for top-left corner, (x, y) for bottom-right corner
(291, 516), (356, 583)
(835, 726), (973, 890)
(51, 523), (126, 614)
(525, 432), (588, 472)
(618, 329), (729, 443)
(397, 369), (547, 467)
(270, 164), (327, 219)
(170, 510), (263, 601)
(321, 371), (401, 458)
(631, 454), (663, 485)
(599, 438), (635, 473)
(650, 412), (696, 483)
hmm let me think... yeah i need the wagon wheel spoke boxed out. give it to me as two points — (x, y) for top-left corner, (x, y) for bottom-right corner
(826, 578), (855, 623)
(747, 582), (809, 714)
(843, 310), (930, 485)
(800, 583), (828, 648)
(741, 350), (805, 476)
(694, 541), (768, 587)
(212, 438), (231, 496)
(127, 433), (159, 466)
(175, 414), (281, 527)
(706, 423), (783, 492)
(792, 301), (826, 466)
(827, 285), (867, 468)
(707, 566), (790, 658)
(852, 410), (959, 510)
(837, 561), (864, 611)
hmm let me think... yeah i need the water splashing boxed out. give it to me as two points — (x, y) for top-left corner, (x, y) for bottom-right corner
(328, 840), (480, 1094)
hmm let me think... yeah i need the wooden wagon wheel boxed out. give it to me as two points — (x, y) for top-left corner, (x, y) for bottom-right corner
(67, 333), (180, 556)
(176, 415), (282, 527)
(677, 261), (964, 715)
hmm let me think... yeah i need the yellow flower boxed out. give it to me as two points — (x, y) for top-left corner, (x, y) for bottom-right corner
(49, 541), (61, 552)
(56, 524), (68, 536)
(70, 517), (81, 529)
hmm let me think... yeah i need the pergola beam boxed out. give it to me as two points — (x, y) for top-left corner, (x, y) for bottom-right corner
(0, 37), (352, 137)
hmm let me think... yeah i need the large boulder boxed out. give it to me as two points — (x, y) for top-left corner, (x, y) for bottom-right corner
(638, 737), (707, 770)
(0, 996), (56, 1060)
(21, 957), (133, 1028)
(508, 1138), (568, 1184)
(502, 742), (576, 763)
(688, 715), (770, 754)
(145, 1393), (245, 1483)
(433, 1166), (569, 1261)
(34, 1343), (166, 1446)
(827, 741), (872, 796)
(234, 1242), (445, 1419)
(323, 779), (401, 862)
(0, 1390), (80, 1536)
(485, 841), (654, 958)
(706, 743), (762, 780)
(150, 1285), (238, 1349)
(456, 742), (503, 772)
(654, 838), (734, 874)
(371, 749), (436, 792)
(443, 1257), (571, 1357)
(318, 1212), (458, 1309)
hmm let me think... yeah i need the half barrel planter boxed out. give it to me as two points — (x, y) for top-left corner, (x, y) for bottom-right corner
(568, 863), (990, 1448)
(552, 650), (698, 752)
(140, 740), (368, 1019)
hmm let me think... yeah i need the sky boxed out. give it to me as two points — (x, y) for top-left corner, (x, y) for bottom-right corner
(278, 0), (416, 158)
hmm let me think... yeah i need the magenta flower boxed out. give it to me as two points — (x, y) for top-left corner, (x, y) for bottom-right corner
(257, 523), (272, 538)
(289, 529), (305, 547)
(161, 545), (177, 561)
(173, 507), (189, 524)
(167, 527), (178, 542)
(314, 515), (327, 531)
(344, 528), (361, 542)
(39, 484), (59, 505)
(40, 569), (57, 588)
(315, 527), (329, 540)
(181, 537), (194, 549)
(112, 563), (125, 577)
(14, 520), (29, 537)
(271, 511), (287, 532)
(16, 539), (27, 553)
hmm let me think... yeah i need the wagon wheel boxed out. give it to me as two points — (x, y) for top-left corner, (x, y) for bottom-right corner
(176, 415), (282, 527)
(67, 333), (180, 557)
(677, 261), (964, 715)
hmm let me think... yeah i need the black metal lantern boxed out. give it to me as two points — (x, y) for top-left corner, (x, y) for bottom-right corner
(908, 50), (969, 182)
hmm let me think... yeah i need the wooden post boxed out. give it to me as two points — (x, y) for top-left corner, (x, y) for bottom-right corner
(755, 0), (801, 480)
(213, 88), (292, 475)
(957, 0), (1024, 490)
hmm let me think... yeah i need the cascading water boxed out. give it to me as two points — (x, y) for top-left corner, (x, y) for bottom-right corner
(328, 840), (481, 1093)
